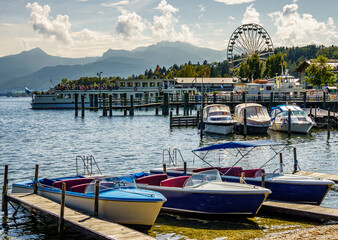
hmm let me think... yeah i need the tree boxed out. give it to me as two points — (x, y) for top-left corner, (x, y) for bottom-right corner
(305, 55), (337, 88)
(176, 64), (197, 77)
(316, 46), (338, 59)
(196, 65), (210, 77)
(237, 53), (263, 81)
(263, 53), (286, 78)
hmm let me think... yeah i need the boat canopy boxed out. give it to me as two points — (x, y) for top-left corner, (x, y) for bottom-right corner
(192, 140), (286, 152)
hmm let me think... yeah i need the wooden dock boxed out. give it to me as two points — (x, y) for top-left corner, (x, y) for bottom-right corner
(262, 200), (338, 221)
(294, 171), (338, 183)
(170, 115), (199, 127)
(7, 193), (154, 240)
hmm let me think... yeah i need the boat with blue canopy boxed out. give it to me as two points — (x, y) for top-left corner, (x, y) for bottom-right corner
(150, 140), (334, 205)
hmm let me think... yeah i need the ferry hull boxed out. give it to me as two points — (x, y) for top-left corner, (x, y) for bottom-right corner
(204, 122), (235, 135)
(31, 103), (90, 109)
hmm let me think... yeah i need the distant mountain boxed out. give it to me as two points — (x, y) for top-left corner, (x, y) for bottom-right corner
(0, 41), (227, 91)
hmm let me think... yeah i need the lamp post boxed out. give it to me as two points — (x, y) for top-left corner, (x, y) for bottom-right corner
(97, 72), (103, 107)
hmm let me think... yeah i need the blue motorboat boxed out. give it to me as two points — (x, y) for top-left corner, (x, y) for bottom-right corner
(12, 175), (166, 226)
(150, 141), (334, 205)
(135, 169), (271, 215)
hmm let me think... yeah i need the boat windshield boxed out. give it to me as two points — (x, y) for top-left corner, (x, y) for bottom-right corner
(85, 176), (136, 193)
(243, 106), (269, 119)
(184, 170), (222, 188)
(209, 111), (230, 116)
(209, 116), (232, 121)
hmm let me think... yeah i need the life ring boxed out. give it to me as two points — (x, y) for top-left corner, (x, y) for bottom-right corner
(134, 87), (138, 91)
(158, 87), (162, 91)
(310, 91), (314, 95)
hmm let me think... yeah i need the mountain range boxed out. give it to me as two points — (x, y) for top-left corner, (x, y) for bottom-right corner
(0, 41), (226, 91)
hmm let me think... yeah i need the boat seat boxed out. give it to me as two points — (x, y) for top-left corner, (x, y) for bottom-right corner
(135, 174), (168, 186)
(192, 167), (221, 173)
(219, 167), (243, 176)
(235, 169), (263, 178)
(160, 176), (190, 188)
(53, 178), (95, 191)
(70, 183), (90, 193)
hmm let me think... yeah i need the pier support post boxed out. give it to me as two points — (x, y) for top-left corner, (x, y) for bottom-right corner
(163, 164), (167, 175)
(124, 109), (127, 116)
(130, 95), (134, 116)
(261, 169), (265, 187)
(243, 108), (247, 136)
(242, 92), (246, 103)
(213, 92), (216, 104)
(183, 93), (189, 115)
(323, 92), (326, 109)
(81, 94), (85, 117)
(270, 92), (274, 110)
(303, 92), (307, 108)
(279, 153), (283, 173)
(94, 181), (99, 217)
(230, 92), (234, 102)
(288, 109), (291, 137)
(183, 162), (187, 176)
(162, 93), (169, 116)
(258, 92), (261, 102)
(58, 182), (66, 233)
(34, 164), (39, 194)
(74, 93), (79, 117)
(102, 107), (107, 117)
(176, 104), (179, 115)
(293, 147), (298, 174)
(89, 94), (94, 110)
(94, 94), (98, 111)
(2, 165), (8, 215)
(169, 111), (173, 127)
(327, 108), (330, 140)
(109, 95), (112, 117)
(155, 107), (159, 116)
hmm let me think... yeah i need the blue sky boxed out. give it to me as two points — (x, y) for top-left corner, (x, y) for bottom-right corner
(0, 0), (337, 58)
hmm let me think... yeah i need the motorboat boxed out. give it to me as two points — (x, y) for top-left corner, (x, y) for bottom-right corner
(150, 141), (334, 205)
(12, 175), (166, 226)
(233, 103), (271, 134)
(270, 105), (315, 133)
(134, 169), (270, 215)
(202, 104), (237, 135)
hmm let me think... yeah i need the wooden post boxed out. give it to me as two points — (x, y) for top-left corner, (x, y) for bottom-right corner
(102, 107), (107, 117)
(33, 164), (39, 194)
(293, 147), (298, 174)
(124, 109), (127, 116)
(327, 108), (330, 139)
(183, 93), (188, 115)
(242, 92), (246, 103)
(81, 94), (85, 117)
(94, 94), (98, 110)
(261, 169), (265, 187)
(288, 108), (291, 137)
(109, 95), (112, 117)
(240, 172), (245, 184)
(89, 94), (94, 109)
(230, 92), (234, 102)
(74, 93), (79, 117)
(58, 182), (66, 233)
(123, 93), (127, 107)
(94, 181), (99, 216)
(162, 93), (169, 115)
(258, 92), (261, 101)
(176, 104), (179, 115)
(213, 92), (216, 104)
(270, 92), (273, 110)
(197, 110), (200, 123)
(323, 92), (326, 109)
(163, 164), (167, 175)
(2, 165), (8, 214)
(183, 162), (187, 175)
(169, 111), (173, 127)
(155, 107), (159, 115)
(130, 95), (134, 116)
(243, 108), (247, 136)
(279, 153), (283, 173)
(303, 92), (307, 108)
(310, 106), (312, 116)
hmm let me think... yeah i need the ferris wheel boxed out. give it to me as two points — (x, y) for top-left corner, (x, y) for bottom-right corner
(227, 23), (274, 70)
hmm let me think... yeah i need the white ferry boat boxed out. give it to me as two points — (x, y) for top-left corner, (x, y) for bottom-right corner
(31, 79), (197, 109)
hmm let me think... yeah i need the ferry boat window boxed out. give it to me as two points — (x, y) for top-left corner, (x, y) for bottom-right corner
(150, 82), (155, 87)
(127, 82), (133, 87)
(266, 86), (272, 90)
(120, 82), (125, 87)
(64, 94), (71, 99)
(57, 94), (63, 99)
(135, 82), (140, 87)
(142, 82), (148, 87)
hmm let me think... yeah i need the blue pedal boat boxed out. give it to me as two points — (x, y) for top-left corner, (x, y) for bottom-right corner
(135, 169), (271, 215)
(150, 141), (334, 205)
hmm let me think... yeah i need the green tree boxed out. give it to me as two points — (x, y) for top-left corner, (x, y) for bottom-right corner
(196, 65), (210, 77)
(237, 53), (263, 81)
(263, 53), (286, 78)
(176, 64), (197, 77)
(316, 46), (338, 59)
(305, 55), (337, 88)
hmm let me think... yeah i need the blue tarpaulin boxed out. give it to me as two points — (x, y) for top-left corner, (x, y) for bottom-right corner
(192, 140), (286, 152)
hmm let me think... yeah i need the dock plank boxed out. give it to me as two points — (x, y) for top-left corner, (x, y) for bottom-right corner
(294, 171), (338, 183)
(7, 193), (154, 240)
(262, 200), (338, 221)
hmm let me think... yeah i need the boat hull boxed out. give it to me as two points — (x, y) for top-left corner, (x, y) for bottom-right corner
(270, 122), (313, 133)
(12, 184), (164, 226)
(31, 102), (90, 109)
(204, 122), (235, 135)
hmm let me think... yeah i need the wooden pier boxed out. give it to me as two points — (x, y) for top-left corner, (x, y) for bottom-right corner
(262, 200), (338, 221)
(6, 193), (154, 240)
(294, 171), (338, 183)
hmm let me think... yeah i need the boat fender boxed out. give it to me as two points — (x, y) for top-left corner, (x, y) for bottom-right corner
(134, 87), (138, 91)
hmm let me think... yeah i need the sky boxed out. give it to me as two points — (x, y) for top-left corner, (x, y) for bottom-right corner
(0, 0), (337, 58)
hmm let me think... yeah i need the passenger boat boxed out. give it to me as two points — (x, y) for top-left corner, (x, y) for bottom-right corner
(12, 175), (166, 226)
(233, 103), (271, 134)
(134, 169), (270, 215)
(202, 104), (237, 135)
(150, 141), (334, 205)
(30, 78), (197, 109)
(270, 105), (315, 133)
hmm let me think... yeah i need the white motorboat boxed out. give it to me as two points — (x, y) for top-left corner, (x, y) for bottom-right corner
(270, 105), (315, 133)
(202, 104), (237, 135)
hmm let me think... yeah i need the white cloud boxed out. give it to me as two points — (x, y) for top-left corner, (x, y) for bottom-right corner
(26, 2), (73, 44)
(101, 1), (129, 7)
(115, 10), (147, 38)
(214, 0), (254, 5)
(151, 0), (179, 38)
(228, 16), (235, 24)
(269, 3), (338, 46)
(199, 4), (205, 12)
(242, 4), (260, 24)
(177, 24), (195, 43)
